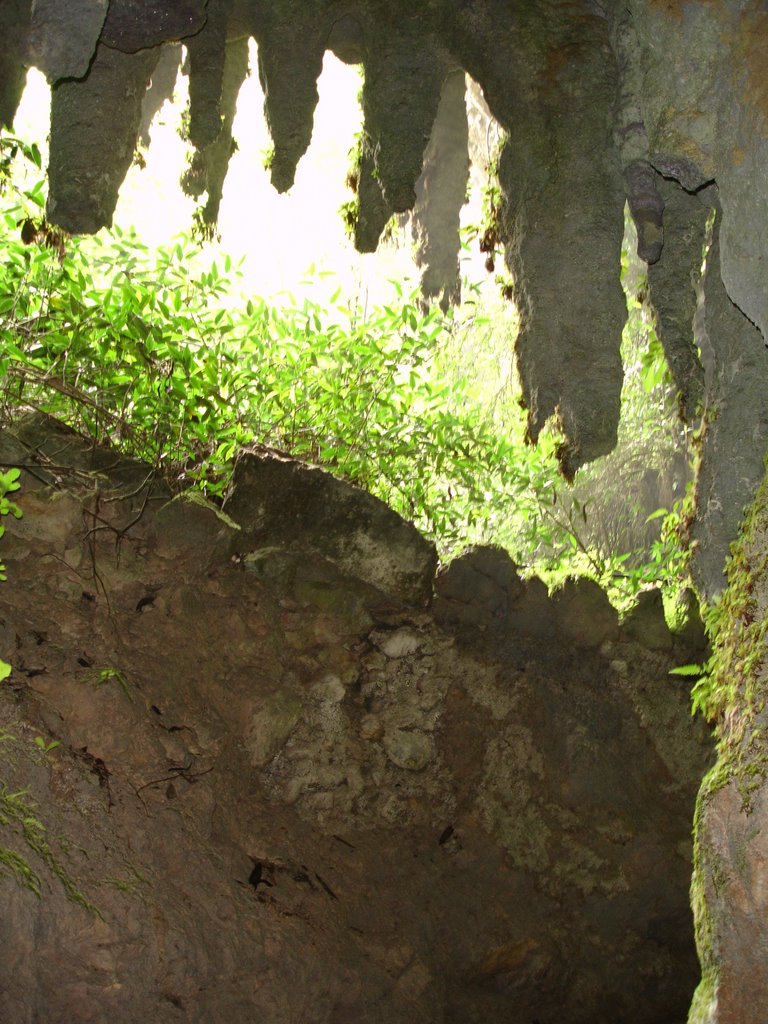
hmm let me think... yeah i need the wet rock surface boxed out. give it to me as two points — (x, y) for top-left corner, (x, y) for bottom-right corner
(0, 423), (713, 1023)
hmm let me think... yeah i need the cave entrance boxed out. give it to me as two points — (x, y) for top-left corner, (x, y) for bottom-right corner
(0, 18), (721, 1024)
(6, 49), (690, 615)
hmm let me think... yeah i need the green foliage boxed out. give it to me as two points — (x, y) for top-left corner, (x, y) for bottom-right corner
(0, 468), (22, 581)
(0, 174), (551, 555)
(339, 129), (365, 241)
(669, 659), (715, 719)
(339, 197), (359, 239)
(0, 130), (691, 610)
(0, 783), (97, 910)
(33, 736), (61, 755)
(261, 143), (275, 171)
(462, 129), (514, 297)
(0, 466), (22, 681)
(0, 135), (42, 181)
(94, 668), (132, 700)
(669, 662), (709, 677)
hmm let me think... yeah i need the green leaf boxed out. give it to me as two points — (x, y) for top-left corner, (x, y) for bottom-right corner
(669, 663), (707, 677)
(645, 507), (669, 524)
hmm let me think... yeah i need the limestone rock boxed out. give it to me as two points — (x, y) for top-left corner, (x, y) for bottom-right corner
(0, 0), (31, 128)
(688, 468), (768, 1023)
(352, 142), (395, 253)
(621, 588), (673, 652)
(372, 628), (425, 660)
(222, 453), (437, 607)
(245, 691), (303, 767)
(409, 68), (469, 310)
(550, 576), (619, 648)
(46, 42), (160, 234)
(250, 2), (327, 194)
(10, 0), (768, 1017)
(489, 5), (627, 477)
(433, 544), (524, 634)
(692, 772), (768, 1024)
(153, 491), (240, 561)
(646, 178), (708, 423)
(0, 427), (715, 1024)
(383, 728), (434, 771)
(101, 0), (206, 53)
(27, 0), (107, 81)
(690, 215), (768, 598)
(360, 18), (447, 215)
(672, 588), (708, 657)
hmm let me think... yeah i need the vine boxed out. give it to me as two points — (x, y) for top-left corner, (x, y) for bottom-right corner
(0, 468), (21, 681)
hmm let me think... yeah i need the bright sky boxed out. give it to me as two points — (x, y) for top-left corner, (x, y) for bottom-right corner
(14, 44), (473, 308)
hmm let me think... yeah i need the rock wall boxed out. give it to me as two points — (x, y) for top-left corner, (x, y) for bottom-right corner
(0, 419), (712, 1023)
(688, 469), (768, 1024)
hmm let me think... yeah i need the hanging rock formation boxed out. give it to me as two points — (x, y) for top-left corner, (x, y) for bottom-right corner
(3, 4), (768, 1020)
(645, 179), (708, 425)
(409, 67), (468, 312)
(1, 0), (765, 590)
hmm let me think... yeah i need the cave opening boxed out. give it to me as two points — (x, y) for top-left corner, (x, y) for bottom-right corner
(5, 3), (768, 1021)
(4, 45), (689, 613)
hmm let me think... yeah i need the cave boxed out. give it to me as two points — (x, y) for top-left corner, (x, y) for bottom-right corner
(1, 3), (768, 1022)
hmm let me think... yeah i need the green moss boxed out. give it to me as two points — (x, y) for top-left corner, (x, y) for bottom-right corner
(689, 464), (768, 1018)
(339, 197), (360, 241)
(183, 488), (240, 530)
(692, 467), (768, 732)
(689, 751), (727, 1022)
(0, 846), (41, 895)
(100, 869), (148, 901)
(261, 143), (275, 171)
(688, 972), (717, 1024)
(0, 783), (99, 913)
(339, 129), (366, 241)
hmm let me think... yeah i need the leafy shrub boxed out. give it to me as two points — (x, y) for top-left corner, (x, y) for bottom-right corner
(0, 130), (690, 611)
(0, 139), (544, 554)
